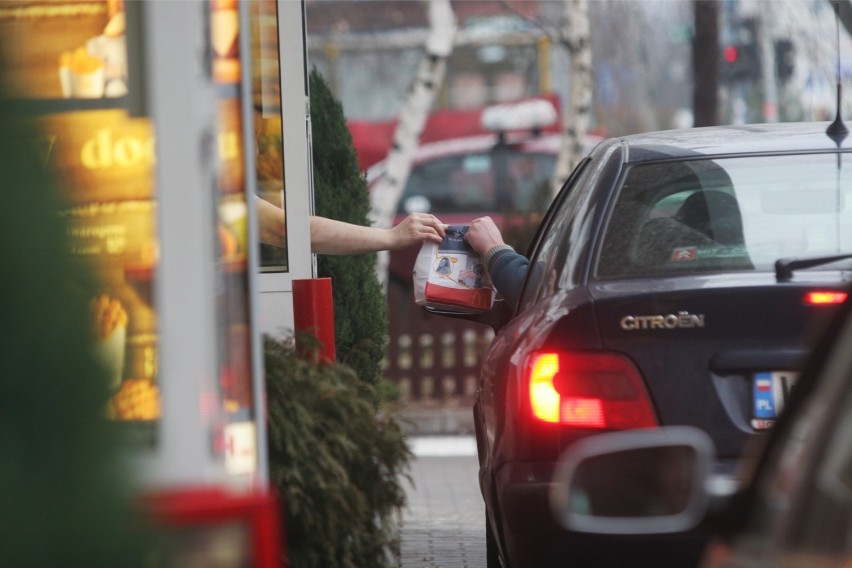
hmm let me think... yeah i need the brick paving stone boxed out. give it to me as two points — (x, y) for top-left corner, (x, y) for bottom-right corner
(398, 452), (485, 568)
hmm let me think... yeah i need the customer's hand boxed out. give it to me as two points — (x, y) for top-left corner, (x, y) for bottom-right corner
(465, 216), (505, 255)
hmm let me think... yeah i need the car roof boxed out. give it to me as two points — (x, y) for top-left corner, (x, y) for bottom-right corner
(366, 132), (604, 183)
(367, 122), (851, 182)
(616, 121), (852, 164)
(411, 132), (554, 162)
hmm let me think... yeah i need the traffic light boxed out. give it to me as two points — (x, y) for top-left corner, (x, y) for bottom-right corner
(775, 39), (794, 83)
(721, 18), (761, 83)
(721, 43), (747, 82)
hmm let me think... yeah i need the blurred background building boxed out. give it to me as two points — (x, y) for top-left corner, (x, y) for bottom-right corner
(306, 0), (849, 152)
(306, 0), (849, 163)
(302, 0), (852, 422)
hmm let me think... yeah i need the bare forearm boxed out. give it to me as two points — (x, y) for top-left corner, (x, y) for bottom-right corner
(309, 216), (392, 254)
(309, 213), (445, 255)
(256, 196), (286, 246)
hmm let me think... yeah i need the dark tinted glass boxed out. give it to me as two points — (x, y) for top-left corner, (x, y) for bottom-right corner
(597, 153), (852, 279)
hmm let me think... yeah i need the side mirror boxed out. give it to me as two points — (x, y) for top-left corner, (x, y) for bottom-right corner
(423, 299), (513, 332)
(549, 427), (715, 535)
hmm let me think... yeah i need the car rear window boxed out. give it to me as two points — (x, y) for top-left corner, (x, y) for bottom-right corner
(596, 153), (852, 279)
(399, 152), (555, 214)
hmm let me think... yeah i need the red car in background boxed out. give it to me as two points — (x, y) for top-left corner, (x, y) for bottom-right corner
(367, 131), (571, 282)
(364, 99), (602, 406)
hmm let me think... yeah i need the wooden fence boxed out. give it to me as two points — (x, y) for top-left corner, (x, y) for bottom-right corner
(384, 280), (494, 405)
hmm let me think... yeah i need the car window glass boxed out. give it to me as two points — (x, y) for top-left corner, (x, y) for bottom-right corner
(596, 153), (852, 279)
(399, 152), (555, 214)
(517, 161), (595, 311)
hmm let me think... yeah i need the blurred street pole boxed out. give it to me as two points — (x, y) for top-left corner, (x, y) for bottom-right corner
(760, 12), (779, 122)
(692, 0), (719, 126)
(369, 0), (456, 288)
(551, 0), (592, 195)
(835, 0), (852, 36)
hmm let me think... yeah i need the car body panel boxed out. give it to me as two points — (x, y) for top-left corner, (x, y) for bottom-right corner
(590, 275), (840, 458)
(620, 122), (852, 162)
(472, 122), (852, 567)
(702, 295), (852, 568)
(545, 285), (852, 567)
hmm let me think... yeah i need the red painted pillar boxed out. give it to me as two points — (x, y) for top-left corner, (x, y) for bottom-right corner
(292, 278), (336, 363)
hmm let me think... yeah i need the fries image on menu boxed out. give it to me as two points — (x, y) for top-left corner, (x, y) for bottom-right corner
(91, 294), (127, 389)
(59, 47), (105, 98)
(91, 294), (127, 340)
(58, 0), (128, 99)
(113, 378), (160, 421)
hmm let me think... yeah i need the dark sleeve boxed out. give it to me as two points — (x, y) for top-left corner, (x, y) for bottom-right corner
(488, 250), (530, 310)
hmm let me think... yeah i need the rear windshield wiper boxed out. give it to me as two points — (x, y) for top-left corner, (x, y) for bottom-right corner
(775, 253), (852, 282)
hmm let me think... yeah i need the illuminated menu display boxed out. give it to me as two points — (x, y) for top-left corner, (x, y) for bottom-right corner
(0, 0), (162, 423)
(210, 0), (258, 476)
(249, 0), (288, 271)
(2, 0), (266, 477)
(0, 0), (127, 99)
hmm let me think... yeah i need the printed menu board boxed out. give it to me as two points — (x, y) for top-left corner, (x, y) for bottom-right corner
(0, 1), (159, 422)
(249, 0), (288, 271)
(4, 1), (264, 475)
(211, 0), (258, 476)
(0, 0), (128, 99)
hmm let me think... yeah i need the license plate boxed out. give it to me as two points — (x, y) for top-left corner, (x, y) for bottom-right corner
(751, 371), (799, 430)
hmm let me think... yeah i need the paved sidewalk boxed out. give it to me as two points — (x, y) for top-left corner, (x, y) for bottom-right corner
(398, 406), (476, 437)
(398, 437), (485, 568)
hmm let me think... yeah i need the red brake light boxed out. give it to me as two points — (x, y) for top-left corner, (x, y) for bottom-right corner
(804, 291), (847, 305)
(528, 351), (658, 429)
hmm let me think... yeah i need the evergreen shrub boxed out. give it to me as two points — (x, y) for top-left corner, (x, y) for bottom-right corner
(309, 68), (387, 385)
(266, 67), (412, 568)
(265, 335), (412, 568)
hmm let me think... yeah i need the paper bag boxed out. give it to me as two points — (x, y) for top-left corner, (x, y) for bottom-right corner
(413, 224), (495, 313)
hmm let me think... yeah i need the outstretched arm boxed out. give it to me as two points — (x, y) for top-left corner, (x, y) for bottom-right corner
(310, 213), (445, 255)
(465, 216), (530, 309)
(254, 195), (445, 254)
(256, 196), (286, 246)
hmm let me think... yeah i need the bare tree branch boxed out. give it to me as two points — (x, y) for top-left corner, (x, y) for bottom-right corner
(370, 0), (456, 288)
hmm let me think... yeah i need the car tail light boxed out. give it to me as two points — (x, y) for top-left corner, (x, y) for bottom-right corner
(527, 351), (658, 429)
(804, 291), (847, 305)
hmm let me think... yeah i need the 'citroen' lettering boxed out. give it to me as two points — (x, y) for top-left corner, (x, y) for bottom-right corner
(620, 311), (705, 331)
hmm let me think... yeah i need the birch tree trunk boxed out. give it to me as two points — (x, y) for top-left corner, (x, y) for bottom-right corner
(551, 0), (593, 197)
(369, 0), (456, 288)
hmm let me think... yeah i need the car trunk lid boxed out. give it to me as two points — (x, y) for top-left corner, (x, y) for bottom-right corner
(589, 272), (845, 458)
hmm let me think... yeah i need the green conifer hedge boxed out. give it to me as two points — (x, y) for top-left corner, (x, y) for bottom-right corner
(264, 68), (412, 568)
(309, 68), (388, 386)
(266, 336), (411, 568)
